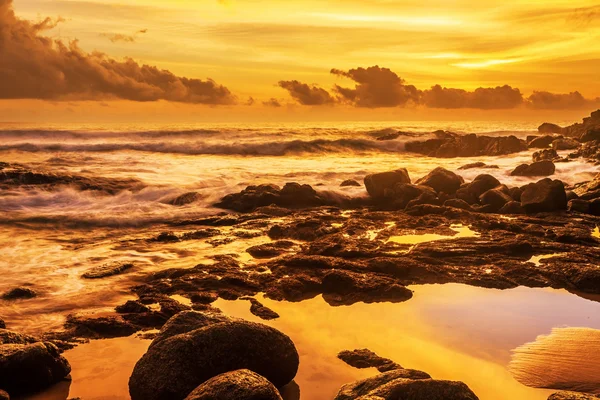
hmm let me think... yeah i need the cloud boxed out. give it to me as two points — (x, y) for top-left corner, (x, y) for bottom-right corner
(422, 84), (524, 109)
(263, 98), (283, 107)
(330, 66), (421, 108)
(277, 80), (335, 105)
(526, 91), (598, 110)
(0, 0), (234, 104)
(100, 29), (148, 43)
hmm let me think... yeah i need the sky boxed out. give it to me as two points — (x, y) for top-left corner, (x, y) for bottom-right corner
(1, 0), (600, 123)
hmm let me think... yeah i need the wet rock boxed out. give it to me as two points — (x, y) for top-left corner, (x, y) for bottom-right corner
(321, 270), (413, 306)
(456, 174), (501, 204)
(406, 131), (526, 157)
(247, 241), (296, 259)
(64, 315), (137, 339)
(521, 179), (567, 213)
(479, 189), (513, 212)
(538, 123), (563, 134)
(184, 369), (283, 400)
(129, 320), (299, 400)
(181, 229), (221, 240)
(0, 342), (71, 396)
(416, 167), (464, 194)
(1, 287), (36, 301)
(364, 169), (411, 199)
(243, 298), (280, 320)
(152, 311), (233, 347)
(334, 369), (432, 400)
(0, 389), (8, 400)
(0, 330), (38, 345)
(82, 262), (134, 279)
(458, 162), (499, 170)
(568, 199), (591, 214)
(0, 318), (4, 329)
(533, 148), (559, 162)
(562, 110), (600, 139)
(552, 138), (579, 150)
(547, 392), (600, 400)
(528, 135), (557, 148)
(190, 292), (219, 305)
(580, 129), (600, 143)
(389, 183), (437, 209)
(509, 186), (523, 202)
(154, 231), (180, 242)
(340, 179), (361, 187)
(116, 300), (151, 314)
(511, 161), (555, 177)
(499, 201), (525, 215)
(444, 198), (473, 211)
(168, 192), (202, 206)
(338, 349), (402, 372)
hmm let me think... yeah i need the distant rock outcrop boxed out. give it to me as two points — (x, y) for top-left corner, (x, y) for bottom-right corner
(406, 131), (526, 157)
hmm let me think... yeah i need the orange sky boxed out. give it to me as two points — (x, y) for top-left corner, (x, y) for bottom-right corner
(1, 0), (600, 122)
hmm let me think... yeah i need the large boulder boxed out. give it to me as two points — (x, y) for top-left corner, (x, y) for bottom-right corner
(184, 369), (283, 400)
(538, 123), (563, 134)
(511, 161), (555, 177)
(151, 311), (232, 347)
(521, 179), (567, 213)
(552, 138), (579, 150)
(364, 169), (411, 199)
(528, 135), (556, 148)
(0, 389), (8, 400)
(479, 189), (513, 212)
(455, 174), (501, 204)
(391, 183), (437, 209)
(416, 167), (464, 194)
(0, 342), (71, 396)
(533, 148), (558, 162)
(129, 320), (299, 400)
(579, 129), (600, 143)
(547, 392), (600, 400)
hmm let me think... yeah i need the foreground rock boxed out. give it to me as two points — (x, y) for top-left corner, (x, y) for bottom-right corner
(547, 392), (600, 400)
(511, 161), (556, 177)
(129, 318), (299, 400)
(338, 349), (402, 372)
(82, 262), (134, 279)
(1, 287), (37, 301)
(334, 368), (478, 400)
(321, 270), (413, 306)
(184, 369), (283, 400)
(0, 339), (71, 396)
(364, 169), (411, 199)
(521, 179), (567, 213)
(416, 167), (464, 194)
(405, 131), (526, 157)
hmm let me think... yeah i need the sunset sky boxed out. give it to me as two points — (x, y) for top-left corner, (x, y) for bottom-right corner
(2, 0), (600, 122)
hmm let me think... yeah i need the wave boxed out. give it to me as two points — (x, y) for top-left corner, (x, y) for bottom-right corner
(0, 129), (223, 140)
(0, 138), (413, 156)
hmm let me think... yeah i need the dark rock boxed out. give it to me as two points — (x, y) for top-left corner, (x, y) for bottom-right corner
(389, 183), (437, 209)
(340, 179), (361, 187)
(405, 191), (440, 209)
(336, 377), (480, 400)
(152, 311), (233, 347)
(533, 148), (559, 162)
(65, 315), (138, 339)
(364, 169), (411, 199)
(528, 135), (556, 148)
(456, 174), (501, 204)
(129, 320), (299, 400)
(338, 349), (402, 372)
(155, 231), (180, 242)
(568, 199), (591, 214)
(552, 138), (579, 150)
(444, 198), (473, 211)
(538, 123), (563, 134)
(184, 369), (283, 400)
(511, 161), (555, 177)
(244, 298), (280, 320)
(335, 369), (432, 400)
(0, 318), (4, 329)
(321, 270), (412, 306)
(246, 241), (296, 259)
(547, 392), (600, 399)
(116, 300), (151, 314)
(479, 189), (512, 212)
(499, 201), (525, 214)
(566, 191), (579, 201)
(0, 342), (71, 396)
(406, 131), (526, 157)
(190, 292), (219, 305)
(181, 229), (221, 240)
(416, 167), (464, 194)
(1, 287), (36, 301)
(0, 329), (38, 345)
(580, 129), (600, 143)
(82, 262), (134, 279)
(168, 192), (202, 206)
(458, 162), (499, 170)
(521, 179), (567, 213)
(509, 187), (523, 202)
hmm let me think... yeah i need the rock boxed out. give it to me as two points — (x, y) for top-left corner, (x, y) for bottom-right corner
(151, 311), (233, 347)
(538, 123), (563, 134)
(82, 262), (134, 279)
(528, 135), (556, 148)
(568, 199), (590, 214)
(521, 179), (567, 213)
(0, 329), (38, 345)
(337, 349), (402, 372)
(1, 287), (36, 300)
(548, 392), (600, 400)
(443, 198), (472, 211)
(0, 342), (71, 396)
(0, 389), (8, 400)
(154, 231), (180, 242)
(64, 315), (138, 339)
(499, 201), (525, 214)
(243, 298), (280, 320)
(335, 369), (432, 400)
(116, 300), (151, 314)
(389, 183), (437, 209)
(406, 131), (526, 157)
(458, 162), (499, 170)
(168, 192), (202, 206)
(321, 270), (412, 306)
(580, 129), (600, 143)
(479, 189), (513, 212)
(533, 148), (559, 162)
(552, 138), (579, 150)
(129, 320), (299, 400)
(415, 167), (464, 194)
(511, 161), (555, 177)
(340, 179), (361, 187)
(456, 174), (501, 204)
(246, 241), (296, 259)
(364, 169), (411, 199)
(0, 318), (4, 329)
(509, 187), (523, 202)
(184, 369), (283, 400)
(336, 377), (480, 400)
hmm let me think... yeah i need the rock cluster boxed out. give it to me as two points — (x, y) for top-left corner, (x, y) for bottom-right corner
(405, 131), (526, 157)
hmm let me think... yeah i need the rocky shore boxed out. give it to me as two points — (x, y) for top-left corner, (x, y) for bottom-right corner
(2, 111), (600, 399)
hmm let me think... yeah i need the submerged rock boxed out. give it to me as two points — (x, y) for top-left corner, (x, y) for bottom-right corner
(129, 320), (299, 400)
(521, 179), (567, 213)
(415, 167), (464, 194)
(321, 270), (413, 306)
(246, 241), (296, 259)
(151, 311), (232, 347)
(0, 341), (71, 396)
(81, 262), (134, 279)
(458, 162), (499, 170)
(168, 192), (202, 206)
(538, 123), (563, 134)
(184, 369), (283, 400)
(1, 287), (37, 301)
(338, 349), (402, 372)
(340, 179), (361, 187)
(243, 298), (280, 320)
(364, 169), (411, 199)
(511, 161), (556, 177)
(64, 315), (137, 339)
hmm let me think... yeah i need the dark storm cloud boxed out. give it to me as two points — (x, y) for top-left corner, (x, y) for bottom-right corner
(422, 84), (524, 109)
(277, 80), (335, 105)
(0, 0), (235, 104)
(330, 66), (421, 108)
(263, 98), (283, 107)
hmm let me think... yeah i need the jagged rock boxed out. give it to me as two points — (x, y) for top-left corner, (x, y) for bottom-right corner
(562, 110), (600, 139)
(184, 369), (283, 400)
(479, 189), (513, 212)
(511, 161), (555, 177)
(406, 131), (526, 157)
(0, 342), (71, 396)
(116, 300), (151, 314)
(548, 392), (600, 400)
(521, 179), (567, 213)
(82, 262), (134, 279)
(168, 192), (202, 206)
(538, 123), (563, 134)
(246, 241), (295, 259)
(0, 330), (38, 345)
(154, 231), (180, 242)
(533, 148), (559, 162)
(340, 179), (361, 187)
(580, 129), (600, 143)
(129, 320), (299, 400)
(416, 167), (464, 194)
(1, 287), (36, 301)
(338, 349), (402, 372)
(552, 138), (579, 150)
(364, 169), (411, 199)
